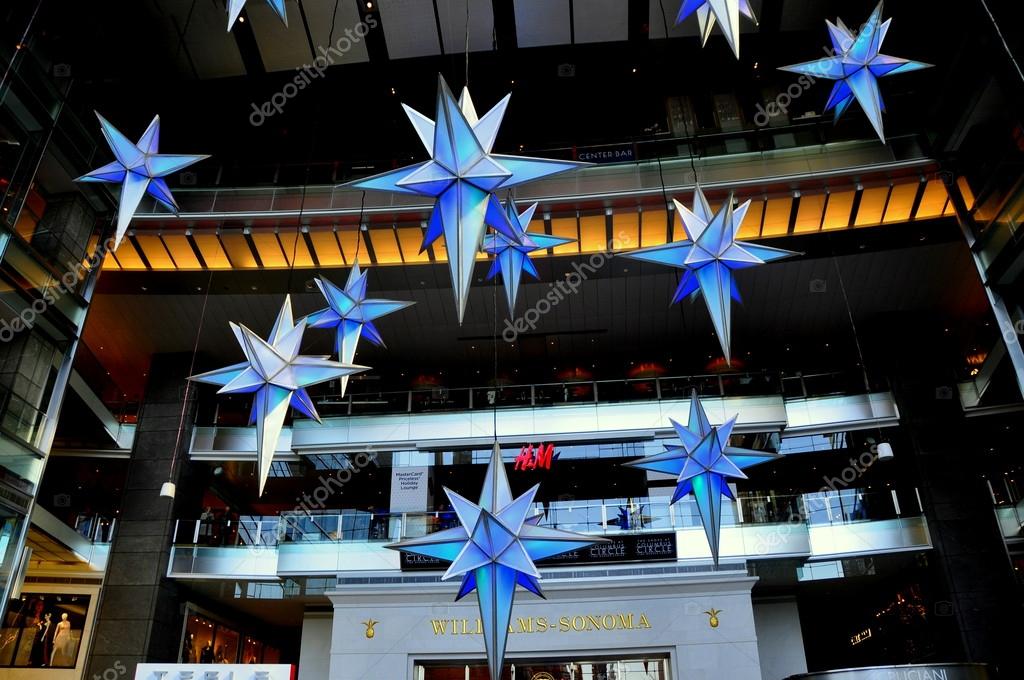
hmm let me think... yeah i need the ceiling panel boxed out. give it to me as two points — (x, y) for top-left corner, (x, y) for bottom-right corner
(156, 0), (246, 78)
(305, 0), (371, 66)
(574, 0), (629, 44)
(437, 0), (496, 54)
(378, 0), (442, 60)
(250, 2), (312, 72)
(514, 0), (571, 48)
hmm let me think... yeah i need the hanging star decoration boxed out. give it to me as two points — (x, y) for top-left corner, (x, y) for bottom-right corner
(389, 442), (608, 680)
(483, 199), (575, 314)
(625, 390), (779, 564)
(620, 187), (798, 363)
(305, 262), (414, 397)
(189, 296), (367, 495)
(675, 0), (758, 59)
(227, 0), (288, 31)
(778, 1), (931, 142)
(75, 113), (208, 251)
(348, 75), (587, 323)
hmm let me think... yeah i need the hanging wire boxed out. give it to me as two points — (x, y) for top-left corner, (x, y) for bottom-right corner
(978, 0), (1024, 86)
(464, 0), (471, 87)
(165, 268), (214, 488)
(830, 249), (872, 392)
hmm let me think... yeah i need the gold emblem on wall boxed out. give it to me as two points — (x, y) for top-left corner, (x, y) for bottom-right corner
(531, 673), (556, 680)
(363, 619), (378, 639)
(704, 608), (722, 628)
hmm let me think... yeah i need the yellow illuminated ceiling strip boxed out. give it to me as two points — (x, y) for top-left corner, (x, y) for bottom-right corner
(100, 177), (953, 271)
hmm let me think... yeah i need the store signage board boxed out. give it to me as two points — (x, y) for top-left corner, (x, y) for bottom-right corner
(400, 532), (677, 570)
(514, 443), (559, 471)
(576, 144), (635, 163)
(390, 466), (429, 512)
(134, 664), (295, 680)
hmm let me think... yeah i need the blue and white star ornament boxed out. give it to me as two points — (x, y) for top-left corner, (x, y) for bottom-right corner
(305, 262), (415, 396)
(779, 2), (931, 142)
(75, 113), (209, 250)
(349, 75), (588, 323)
(625, 390), (779, 564)
(189, 296), (367, 495)
(483, 200), (575, 314)
(227, 0), (288, 31)
(675, 0), (757, 59)
(621, 188), (798, 364)
(389, 442), (608, 680)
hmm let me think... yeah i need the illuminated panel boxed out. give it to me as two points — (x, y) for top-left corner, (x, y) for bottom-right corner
(957, 176), (976, 210)
(794, 193), (826, 233)
(549, 216), (578, 255)
(397, 227), (430, 263)
(736, 198), (763, 239)
(136, 235), (176, 269)
(915, 179), (949, 219)
(641, 209), (669, 247)
(822, 190), (855, 229)
(279, 233), (315, 267)
(854, 186), (890, 226)
(338, 230), (366, 264)
(882, 182), (918, 223)
(102, 248), (120, 270)
(220, 233), (258, 268)
(579, 214), (607, 253)
(761, 196), (792, 236)
(162, 235), (202, 269)
(369, 228), (403, 264)
(252, 233), (287, 267)
(612, 212), (639, 251)
(194, 234), (233, 269)
(111, 240), (147, 270)
(432, 234), (448, 262)
(309, 231), (344, 266)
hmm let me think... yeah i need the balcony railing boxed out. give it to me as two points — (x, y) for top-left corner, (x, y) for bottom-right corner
(172, 487), (921, 550)
(208, 369), (879, 426)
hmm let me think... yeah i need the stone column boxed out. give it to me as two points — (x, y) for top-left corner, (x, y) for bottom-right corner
(85, 353), (206, 677)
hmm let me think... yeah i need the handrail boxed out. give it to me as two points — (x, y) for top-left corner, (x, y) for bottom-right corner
(171, 487), (921, 549)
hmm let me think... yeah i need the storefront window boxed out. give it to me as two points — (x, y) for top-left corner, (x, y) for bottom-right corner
(183, 613), (215, 663)
(242, 636), (263, 664)
(415, 656), (670, 680)
(0, 593), (90, 668)
(213, 625), (239, 664)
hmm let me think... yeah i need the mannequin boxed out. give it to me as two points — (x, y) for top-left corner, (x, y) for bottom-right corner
(30, 612), (52, 667)
(199, 640), (215, 663)
(50, 613), (75, 666)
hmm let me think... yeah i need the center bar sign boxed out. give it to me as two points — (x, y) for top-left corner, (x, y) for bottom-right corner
(400, 532), (677, 571)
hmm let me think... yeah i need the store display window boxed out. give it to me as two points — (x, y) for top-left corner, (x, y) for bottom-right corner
(0, 593), (91, 668)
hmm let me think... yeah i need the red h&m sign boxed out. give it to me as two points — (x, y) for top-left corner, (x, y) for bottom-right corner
(514, 444), (559, 471)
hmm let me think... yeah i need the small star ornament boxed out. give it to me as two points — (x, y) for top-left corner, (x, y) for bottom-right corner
(76, 113), (208, 250)
(389, 442), (608, 680)
(189, 296), (367, 495)
(621, 187), (798, 363)
(625, 390), (779, 564)
(227, 0), (288, 31)
(779, 1), (931, 142)
(483, 199), (575, 314)
(349, 74), (587, 323)
(675, 0), (758, 59)
(306, 262), (414, 397)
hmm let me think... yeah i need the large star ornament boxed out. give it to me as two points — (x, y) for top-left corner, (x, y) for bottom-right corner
(389, 442), (607, 680)
(625, 390), (779, 564)
(779, 2), (931, 142)
(483, 199), (575, 314)
(189, 296), (367, 495)
(305, 262), (414, 397)
(349, 75), (587, 323)
(621, 188), (798, 363)
(675, 0), (757, 59)
(227, 0), (288, 31)
(76, 113), (208, 250)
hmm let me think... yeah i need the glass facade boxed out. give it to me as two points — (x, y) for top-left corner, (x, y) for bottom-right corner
(415, 656), (671, 680)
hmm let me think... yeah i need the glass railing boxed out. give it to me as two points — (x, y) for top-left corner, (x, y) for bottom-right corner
(171, 488), (920, 549)
(209, 369), (879, 426)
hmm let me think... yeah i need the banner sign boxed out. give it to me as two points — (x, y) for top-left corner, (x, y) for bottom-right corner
(390, 466), (429, 512)
(514, 444), (559, 471)
(576, 144), (635, 164)
(134, 664), (295, 680)
(401, 532), (676, 571)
